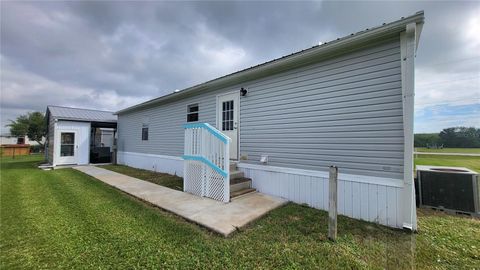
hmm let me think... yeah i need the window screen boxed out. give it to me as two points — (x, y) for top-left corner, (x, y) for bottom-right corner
(187, 104), (199, 122)
(60, 132), (75, 156)
(142, 124), (149, 141)
(222, 100), (234, 131)
(141, 116), (149, 141)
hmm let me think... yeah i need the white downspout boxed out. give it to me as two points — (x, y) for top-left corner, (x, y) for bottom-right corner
(400, 22), (417, 231)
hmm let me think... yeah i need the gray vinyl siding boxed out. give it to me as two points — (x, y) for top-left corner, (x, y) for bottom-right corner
(118, 36), (404, 179)
(117, 88), (227, 157)
(47, 114), (55, 164)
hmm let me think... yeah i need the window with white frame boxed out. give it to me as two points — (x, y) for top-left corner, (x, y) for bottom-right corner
(187, 104), (199, 122)
(141, 117), (149, 141)
(222, 100), (234, 131)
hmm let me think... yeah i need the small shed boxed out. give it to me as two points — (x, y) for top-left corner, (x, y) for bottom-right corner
(45, 106), (117, 166)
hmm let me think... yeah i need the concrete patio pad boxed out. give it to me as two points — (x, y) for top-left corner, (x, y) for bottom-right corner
(74, 165), (287, 236)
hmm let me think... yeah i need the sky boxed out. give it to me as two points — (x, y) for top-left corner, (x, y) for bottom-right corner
(1, 1), (479, 134)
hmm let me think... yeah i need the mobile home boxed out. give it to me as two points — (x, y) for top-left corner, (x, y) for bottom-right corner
(116, 12), (424, 230)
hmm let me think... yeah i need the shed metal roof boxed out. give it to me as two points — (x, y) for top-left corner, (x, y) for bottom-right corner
(116, 11), (424, 115)
(47, 106), (117, 123)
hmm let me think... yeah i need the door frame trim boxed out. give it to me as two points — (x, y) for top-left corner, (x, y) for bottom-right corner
(216, 90), (240, 160)
(56, 130), (78, 165)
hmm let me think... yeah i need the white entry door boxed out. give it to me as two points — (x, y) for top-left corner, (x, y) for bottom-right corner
(57, 131), (77, 165)
(217, 92), (239, 159)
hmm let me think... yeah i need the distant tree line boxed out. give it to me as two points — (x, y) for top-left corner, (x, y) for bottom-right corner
(414, 127), (480, 148)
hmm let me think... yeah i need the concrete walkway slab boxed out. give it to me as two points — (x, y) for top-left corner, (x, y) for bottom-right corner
(74, 165), (287, 236)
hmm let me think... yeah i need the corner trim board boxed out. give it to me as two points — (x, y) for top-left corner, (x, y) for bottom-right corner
(400, 23), (417, 231)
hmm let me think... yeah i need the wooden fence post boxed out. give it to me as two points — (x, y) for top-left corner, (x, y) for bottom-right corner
(328, 166), (338, 241)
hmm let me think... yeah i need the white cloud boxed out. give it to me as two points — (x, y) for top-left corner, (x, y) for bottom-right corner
(415, 67), (480, 112)
(0, 58), (148, 132)
(415, 105), (480, 133)
(413, 6), (480, 132)
(463, 7), (480, 53)
(1, 1), (480, 135)
(414, 8), (480, 131)
(194, 23), (249, 77)
(414, 65), (480, 132)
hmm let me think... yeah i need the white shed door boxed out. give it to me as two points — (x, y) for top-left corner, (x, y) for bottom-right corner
(217, 92), (239, 160)
(57, 131), (77, 165)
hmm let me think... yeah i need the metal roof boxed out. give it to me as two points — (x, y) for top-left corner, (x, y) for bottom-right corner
(47, 105), (117, 123)
(117, 11), (424, 115)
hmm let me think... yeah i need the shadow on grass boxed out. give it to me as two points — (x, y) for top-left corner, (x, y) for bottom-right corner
(101, 164), (183, 191)
(246, 203), (418, 268)
(0, 159), (45, 170)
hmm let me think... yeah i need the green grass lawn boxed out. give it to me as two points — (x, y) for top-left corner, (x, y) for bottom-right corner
(101, 164), (183, 190)
(415, 147), (480, 154)
(1, 156), (479, 269)
(415, 154), (480, 172)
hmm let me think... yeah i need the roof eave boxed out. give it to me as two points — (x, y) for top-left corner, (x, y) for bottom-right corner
(53, 117), (117, 123)
(116, 11), (424, 115)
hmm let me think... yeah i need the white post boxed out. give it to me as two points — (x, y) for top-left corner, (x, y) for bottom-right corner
(183, 128), (188, 192)
(328, 166), (338, 241)
(224, 139), (230, 202)
(201, 128), (207, 197)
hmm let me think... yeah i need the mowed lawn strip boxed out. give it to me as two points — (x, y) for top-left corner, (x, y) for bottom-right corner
(415, 154), (480, 172)
(415, 148), (480, 154)
(1, 156), (479, 269)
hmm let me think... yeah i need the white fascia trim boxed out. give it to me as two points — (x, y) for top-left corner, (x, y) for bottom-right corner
(237, 162), (404, 188)
(118, 151), (184, 161)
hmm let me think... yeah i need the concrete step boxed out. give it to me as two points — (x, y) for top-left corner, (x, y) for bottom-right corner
(230, 170), (244, 180)
(228, 162), (255, 199)
(230, 188), (256, 199)
(230, 177), (251, 193)
(230, 177), (251, 185)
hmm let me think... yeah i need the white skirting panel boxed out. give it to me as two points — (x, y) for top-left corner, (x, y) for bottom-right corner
(238, 163), (407, 229)
(117, 151), (184, 177)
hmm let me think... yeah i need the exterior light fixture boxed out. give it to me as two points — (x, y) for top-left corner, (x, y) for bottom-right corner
(240, 87), (248, 96)
(260, 154), (268, 164)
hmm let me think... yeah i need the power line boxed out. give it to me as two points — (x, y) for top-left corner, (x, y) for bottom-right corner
(416, 77), (480, 88)
(418, 56), (480, 66)
(416, 98), (480, 106)
(417, 97), (479, 103)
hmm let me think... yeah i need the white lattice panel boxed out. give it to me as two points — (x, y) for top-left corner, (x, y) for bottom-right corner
(205, 167), (228, 202)
(184, 160), (203, 197)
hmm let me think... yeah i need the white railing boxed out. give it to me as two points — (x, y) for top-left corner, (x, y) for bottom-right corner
(183, 123), (230, 202)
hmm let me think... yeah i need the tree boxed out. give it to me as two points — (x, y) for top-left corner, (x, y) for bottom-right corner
(414, 133), (440, 147)
(8, 112), (46, 147)
(439, 127), (480, 148)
